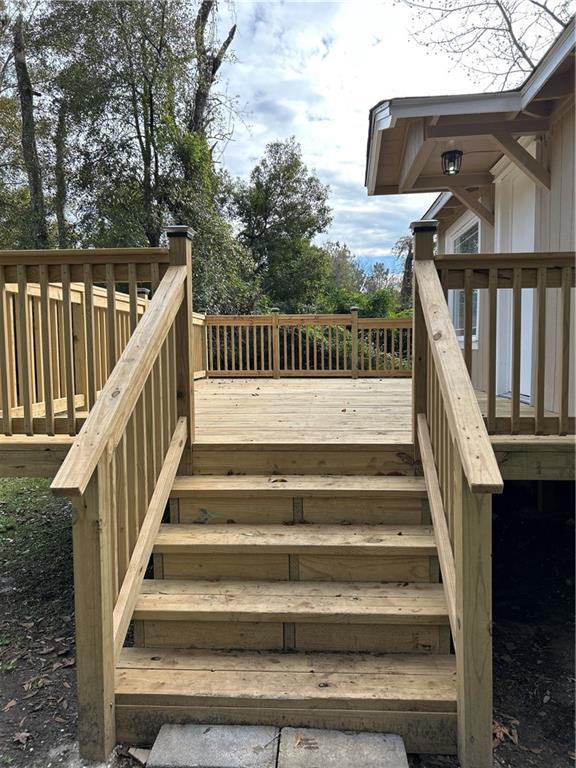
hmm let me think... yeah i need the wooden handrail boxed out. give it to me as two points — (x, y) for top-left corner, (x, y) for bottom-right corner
(435, 250), (575, 268)
(52, 265), (186, 496)
(414, 259), (503, 494)
(0, 247), (169, 265)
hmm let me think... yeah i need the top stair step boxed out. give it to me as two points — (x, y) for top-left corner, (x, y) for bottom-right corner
(171, 475), (427, 498)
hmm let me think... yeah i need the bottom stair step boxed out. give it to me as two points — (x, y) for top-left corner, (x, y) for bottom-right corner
(115, 648), (457, 754)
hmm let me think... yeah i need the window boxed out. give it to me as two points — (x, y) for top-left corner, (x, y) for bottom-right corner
(450, 223), (479, 344)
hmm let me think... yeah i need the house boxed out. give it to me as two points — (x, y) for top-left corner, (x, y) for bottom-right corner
(365, 17), (575, 418)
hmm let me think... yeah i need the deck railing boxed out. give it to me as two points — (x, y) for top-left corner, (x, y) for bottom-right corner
(50, 228), (193, 760)
(411, 220), (504, 768)
(437, 251), (575, 435)
(204, 313), (412, 377)
(0, 248), (169, 436)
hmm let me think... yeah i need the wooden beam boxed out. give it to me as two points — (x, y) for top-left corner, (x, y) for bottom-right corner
(426, 118), (549, 140)
(491, 133), (551, 190)
(448, 187), (495, 228)
(412, 173), (493, 191)
(399, 120), (435, 192)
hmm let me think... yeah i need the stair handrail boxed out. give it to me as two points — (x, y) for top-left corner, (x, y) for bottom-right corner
(413, 256), (502, 494)
(52, 265), (187, 496)
(49, 227), (195, 762)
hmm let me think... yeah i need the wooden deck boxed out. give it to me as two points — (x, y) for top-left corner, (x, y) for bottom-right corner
(194, 377), (558, 445)
(195, 378), (413, 444)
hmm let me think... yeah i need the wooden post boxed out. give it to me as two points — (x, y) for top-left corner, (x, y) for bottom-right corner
(410, 219), (437, 455)
(271, 308), (280, 378)
(351, 306), (359, 378)
(454, 460), (493, 768)
(166, 226), (195, 444)
(72, 454), (116, 761)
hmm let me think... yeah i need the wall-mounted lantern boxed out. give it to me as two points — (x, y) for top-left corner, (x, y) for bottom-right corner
(441, 149), (463, 176)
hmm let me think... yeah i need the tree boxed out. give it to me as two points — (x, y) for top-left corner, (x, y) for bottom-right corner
(188, 0), (236, 136)
(13, 13), (48, 247)
(399, 0), (572, 88)
(363, 262), (397, 294)
(232, 137), (332, 309)
(392, 235), (413, 311)
(323, 241), (365, 293)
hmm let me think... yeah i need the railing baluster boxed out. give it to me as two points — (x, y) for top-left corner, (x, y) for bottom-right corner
(0, 266), (12, 435)
(62, 264), (76, 435)
(16, 265), (33, 434)
(511, 267), (522, 434)
(487, 268), (497, 433)
(38, 266), (55, 435)
(106, 264), (117, 375)
(128, 263), (138, 333)
(535, 266), (547, 434)
(559, 266), (572, 434)
(463, 269), (473, 373)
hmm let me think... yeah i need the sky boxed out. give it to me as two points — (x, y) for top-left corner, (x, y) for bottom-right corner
(217, 1), (478, 272)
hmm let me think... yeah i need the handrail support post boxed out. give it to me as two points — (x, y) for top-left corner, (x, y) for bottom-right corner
(271, 308), (280, 378)
(167, 226), (195, 444)
(410, 219), (437, 457)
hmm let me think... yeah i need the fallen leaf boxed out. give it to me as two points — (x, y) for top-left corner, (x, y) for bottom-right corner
(13, 731), (31, 746)
(2, 699), (16, 712)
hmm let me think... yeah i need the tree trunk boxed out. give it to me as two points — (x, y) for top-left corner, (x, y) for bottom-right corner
(400, 243), (413, 310)
(54, 100), (68, 249)
(13, 15), (48, 249)
(188, 0), (236, 138)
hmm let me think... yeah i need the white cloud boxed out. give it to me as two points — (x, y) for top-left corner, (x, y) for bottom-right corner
(217, 0), (478, 269)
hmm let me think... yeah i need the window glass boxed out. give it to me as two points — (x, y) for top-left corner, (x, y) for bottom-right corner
(451, 223), (479, 340)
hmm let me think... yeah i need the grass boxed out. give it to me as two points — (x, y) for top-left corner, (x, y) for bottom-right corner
(0, 479), (73, 606)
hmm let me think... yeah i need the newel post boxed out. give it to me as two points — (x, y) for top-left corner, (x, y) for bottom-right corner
(72, 456), (116, 761)
(271, 308), (280, 378)
(410, 219), (437, 457)
(167, 226), (195, 444)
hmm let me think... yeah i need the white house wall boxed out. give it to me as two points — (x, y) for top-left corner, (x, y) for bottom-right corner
(535, 100), (575, 416)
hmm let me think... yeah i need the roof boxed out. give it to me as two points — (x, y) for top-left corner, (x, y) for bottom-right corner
(365, 17), (575, 198)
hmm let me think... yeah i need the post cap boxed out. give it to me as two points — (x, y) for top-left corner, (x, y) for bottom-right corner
(350, 306), (359, 312)
(271, 307), (280, 313)
(410, 219), (438, 233)
(165, 225), (195, 240)
(137, 287), (151, 298)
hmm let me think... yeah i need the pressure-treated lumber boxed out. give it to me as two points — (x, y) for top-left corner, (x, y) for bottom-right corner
(115, 648), (457, 712)
(134, 579), (448, 625)
(414, 260), (503, 493)
(454, 469), (493, 768)
(112, 418), (187, 659)
(417, 414), (457, 638)
(153, 523), (436, 556)
(52, 266), (186, 496)
(72, 456), (116, 761)
(171, 474), (427, 498)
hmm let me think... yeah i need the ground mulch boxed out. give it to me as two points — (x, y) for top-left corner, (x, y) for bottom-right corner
(0, 478), (573, 768)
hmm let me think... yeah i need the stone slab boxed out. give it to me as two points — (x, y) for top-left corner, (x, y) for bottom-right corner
(146, 724), (279, 768)
(277, 728), (409, 768)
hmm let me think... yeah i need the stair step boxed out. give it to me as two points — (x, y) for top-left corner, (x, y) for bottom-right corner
(171, 475), (427, 498)
(134, 580), (449, 625)
(115, 648), (457, 753)
(153, 524), (436, 556)
(116, 647), (457, 711)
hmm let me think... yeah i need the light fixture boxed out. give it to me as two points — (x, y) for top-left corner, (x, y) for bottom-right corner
(441, 149), (463, 176)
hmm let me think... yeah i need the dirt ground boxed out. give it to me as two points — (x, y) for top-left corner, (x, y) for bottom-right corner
(0, 478), (573, 768)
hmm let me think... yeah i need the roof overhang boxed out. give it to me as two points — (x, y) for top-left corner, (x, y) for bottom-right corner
(365, 16), (575, 200)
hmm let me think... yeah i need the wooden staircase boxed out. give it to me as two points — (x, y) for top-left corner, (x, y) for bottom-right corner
(115, 469), (457, 753)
